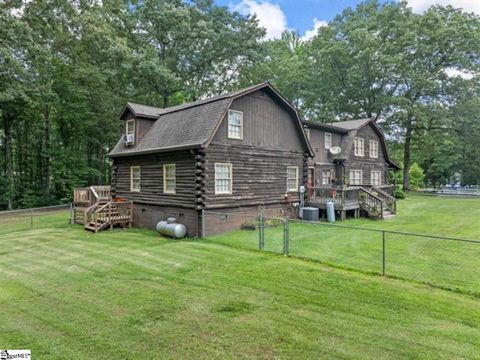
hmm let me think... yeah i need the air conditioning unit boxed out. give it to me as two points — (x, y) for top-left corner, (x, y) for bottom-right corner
(124, 133), (135, 145)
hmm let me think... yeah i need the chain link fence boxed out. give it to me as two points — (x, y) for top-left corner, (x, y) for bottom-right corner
(0, 204), (70, 236)
(206, 210), (480, 296)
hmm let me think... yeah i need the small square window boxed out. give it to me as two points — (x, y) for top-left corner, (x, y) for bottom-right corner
(349, 169), (362, 185)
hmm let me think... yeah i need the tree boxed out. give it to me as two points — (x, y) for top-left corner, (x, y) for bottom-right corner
(304, 1), (480, 190)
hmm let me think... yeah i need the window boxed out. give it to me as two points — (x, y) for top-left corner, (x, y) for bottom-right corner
(228, 110), (243, 139)
(354, 137), (364, 157)
(125, 119), (135, 144)
(215, 163), (232, 194)
(130, 166), (141, 192)
(325, 132), (332, 149)
(371, 170), (381, 186)
(163, 164), (176, 194)
(287, 166), (299, 192)
(322, 170), (332, 185)
(349, 169), (362, 185)
(369, 140), (379, 158)
(304, 128), (310, 140)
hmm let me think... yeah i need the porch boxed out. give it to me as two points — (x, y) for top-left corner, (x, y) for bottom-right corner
(305, 185), (397, 220)
(72, 186), (133, 232)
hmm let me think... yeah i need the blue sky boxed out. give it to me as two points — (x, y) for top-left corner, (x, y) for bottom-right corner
(214, 0), (480, 40)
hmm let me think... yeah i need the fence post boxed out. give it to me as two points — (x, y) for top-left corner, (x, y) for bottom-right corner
(284, 216), (289, 256)
(382, 231), (386, 276)
(30, 208), (33, 230)
(258, 212), (264, 250)
(201, 209), (205, 238)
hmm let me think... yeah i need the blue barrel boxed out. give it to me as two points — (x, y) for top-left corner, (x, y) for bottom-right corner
(326, 201), (335, 223)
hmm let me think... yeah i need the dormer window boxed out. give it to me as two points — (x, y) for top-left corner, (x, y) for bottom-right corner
(228, 110), (243, 139)
(125, 119), (135, 145)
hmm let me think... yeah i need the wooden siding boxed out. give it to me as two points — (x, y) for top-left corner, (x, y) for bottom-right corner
(123, 112), (155, 146)
(212, 90), (305, 152)
(112, 150), (196, 208)
(345, 124), (388, 185)
(204, 143), (306, 208)
(307, 127), (342, 163)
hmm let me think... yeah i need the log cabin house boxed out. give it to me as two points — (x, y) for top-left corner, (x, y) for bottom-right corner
(105, 82), (313, 236)
(303, 118), (400, 220)
(72, 82), (400, 234)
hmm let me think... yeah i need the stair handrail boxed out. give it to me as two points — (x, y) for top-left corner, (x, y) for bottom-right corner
(372, 186), (397, 213)
(359, 187), (384, 219)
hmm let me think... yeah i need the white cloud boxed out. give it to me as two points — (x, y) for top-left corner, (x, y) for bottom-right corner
(301, 18), (328, 41)
(233, 0), (288, 40)
(406, 0), (480, 14)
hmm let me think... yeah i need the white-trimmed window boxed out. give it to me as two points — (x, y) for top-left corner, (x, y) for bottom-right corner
(215, 163), (232, 194)
(227, 110), (243, 139)
(354, 137), (364, 157)
(287, 166), (299, 192)
(322, 170), (332, 185)
(125, 119), (135, 144)
(369, 140), (379, 158)
(349, 169), (362, 185)
(325, 132), (332, 149)
(371, 170), (381, 186)
(163, 164), (176, 194)
(130, 166), (141, 192)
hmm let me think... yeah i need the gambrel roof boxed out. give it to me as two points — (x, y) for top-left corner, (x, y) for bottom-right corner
(303, 118), (400, 170)
(109, 82), (314, 157)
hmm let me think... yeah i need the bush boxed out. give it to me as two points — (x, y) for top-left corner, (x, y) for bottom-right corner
(393, 187), (406, 199)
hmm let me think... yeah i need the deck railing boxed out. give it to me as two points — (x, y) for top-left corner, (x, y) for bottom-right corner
(307, 186), (360, 206)
(74, 186), (111, 206)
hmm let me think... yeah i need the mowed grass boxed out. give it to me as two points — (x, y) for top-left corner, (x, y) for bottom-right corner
(0, 212), (480, 359)
(208, 193), (480, 295)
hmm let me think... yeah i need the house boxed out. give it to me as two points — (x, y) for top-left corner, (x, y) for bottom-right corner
(105, 82), (313, 236)
(302, 118), (400, 219)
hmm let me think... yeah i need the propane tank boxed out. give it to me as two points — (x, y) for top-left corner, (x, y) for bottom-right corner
(156, 217), (187, 239)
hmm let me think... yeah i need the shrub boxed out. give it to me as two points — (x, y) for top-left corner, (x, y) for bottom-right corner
(393, 187), (406, 199)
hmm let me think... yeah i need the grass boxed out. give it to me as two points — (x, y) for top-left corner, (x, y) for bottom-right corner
(0, 199), (480, 358)
(207, 193), (480, 295)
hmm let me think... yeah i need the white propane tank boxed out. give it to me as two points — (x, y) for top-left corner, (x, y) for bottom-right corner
(156, 217), (187, 239)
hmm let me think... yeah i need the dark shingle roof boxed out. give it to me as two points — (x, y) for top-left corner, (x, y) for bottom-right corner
(109, 82), (314, 157)
(110, 98), (231, 156)
(331, 118), (371, 131)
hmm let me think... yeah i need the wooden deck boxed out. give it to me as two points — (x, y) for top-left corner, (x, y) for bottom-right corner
(305, 186), (396, 220)
(71, 186), (133, 232)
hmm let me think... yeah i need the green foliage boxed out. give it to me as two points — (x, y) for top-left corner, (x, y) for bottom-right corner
(409, 163), (425, 190)
(0, 0), (263, 210)
(393, 187), (406, 199)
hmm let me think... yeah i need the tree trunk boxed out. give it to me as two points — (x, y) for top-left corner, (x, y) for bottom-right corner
(42, 105), (51, 200)
(402, 120), (413, 191)
(3, 112), (14, 210)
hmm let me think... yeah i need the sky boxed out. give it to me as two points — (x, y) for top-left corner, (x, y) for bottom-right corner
(214, 0), (480, 40)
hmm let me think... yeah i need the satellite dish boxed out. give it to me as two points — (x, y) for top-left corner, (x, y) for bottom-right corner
(329, 146), (342, 155)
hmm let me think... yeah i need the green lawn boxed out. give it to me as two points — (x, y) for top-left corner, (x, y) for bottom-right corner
(1, 209), (480, 359)
(207, 193), (480, 295)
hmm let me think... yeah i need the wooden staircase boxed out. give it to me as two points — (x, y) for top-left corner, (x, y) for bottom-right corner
(359, 187), (397, 220)
(72, 186), (133, 233)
